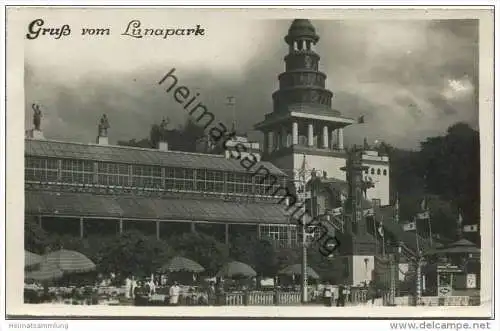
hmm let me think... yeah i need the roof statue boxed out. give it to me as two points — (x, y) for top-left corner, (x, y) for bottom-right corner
(159, 117), (170, 141)
(98, 114), (110, 137)
(32, 104), (42, 131)
(363, 138), (370, 150)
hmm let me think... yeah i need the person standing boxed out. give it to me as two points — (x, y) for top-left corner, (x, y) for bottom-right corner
(169, 281), (181, 306)
(336, 285), (344, 307)
(323, 283), (333, 307)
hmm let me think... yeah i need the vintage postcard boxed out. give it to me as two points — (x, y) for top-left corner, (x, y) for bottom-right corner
(4, 6), (495, 318)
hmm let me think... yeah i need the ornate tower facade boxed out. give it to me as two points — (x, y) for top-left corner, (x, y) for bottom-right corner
(255, 19), (355, 184)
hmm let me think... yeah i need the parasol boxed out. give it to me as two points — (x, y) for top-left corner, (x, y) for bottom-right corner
(278, 264), (320, 279)
(425, 238), (480, 256)
(25, 261), (63, 282)
(216, 261), (257, 278)
(25, 251), (42, 268)
(160, 256), (205, 273)
(44, 249), (96, 273)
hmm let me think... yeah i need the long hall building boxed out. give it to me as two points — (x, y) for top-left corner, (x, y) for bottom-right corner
(25, 136), (300, 247)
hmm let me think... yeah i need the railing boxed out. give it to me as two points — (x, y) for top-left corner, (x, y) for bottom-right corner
(277, 291), (301, 305)
(350, 288), (368, 304)
(247, 291), (274, 305)
(224, 293), (244, 306)
(223, 291), (302, 306)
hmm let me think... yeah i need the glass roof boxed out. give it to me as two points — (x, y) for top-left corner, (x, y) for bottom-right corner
(26, 139), (285, 176)
(26, 191), (288, 224)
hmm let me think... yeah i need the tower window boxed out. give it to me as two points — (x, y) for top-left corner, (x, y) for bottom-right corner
(377, 169), (381, 175)
(371, 168), (374, 175)
(383, 169), (387, 176)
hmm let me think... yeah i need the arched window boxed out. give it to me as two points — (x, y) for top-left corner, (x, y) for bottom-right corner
(365, 169), (368, 174)
(370, 168), (374, 175)
(377, 169), (381, 175)
(383, 169), (387, 176)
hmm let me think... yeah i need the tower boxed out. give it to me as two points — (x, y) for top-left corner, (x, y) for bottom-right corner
(254, 19), (356, 184)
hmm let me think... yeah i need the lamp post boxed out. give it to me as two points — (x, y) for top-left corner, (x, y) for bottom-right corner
(388, 241), (402, 306)
(295, 169), (310, 304)
(415, 255), (423, 305)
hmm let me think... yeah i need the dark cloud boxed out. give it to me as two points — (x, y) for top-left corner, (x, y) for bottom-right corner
(25, 19), (478, 149)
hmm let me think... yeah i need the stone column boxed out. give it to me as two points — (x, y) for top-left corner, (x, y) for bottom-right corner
(337, 128), (344, 150)
(267, 131), (274, 152)
(292, 122), (299, 145)
(156, 221), (160, 240)
(79, 217), (84, 239)
(225, 224), (229, 245)
(119, 219), (123, 234)
(331, 129), (336, 149)
(263, 132), (269, 153)
(322, 126), (329, 149)
(281, 126), (287, 148)
(191, 222), (196, 233)
(307, 123), (314, 147)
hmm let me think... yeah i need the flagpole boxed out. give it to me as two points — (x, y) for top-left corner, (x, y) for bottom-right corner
(382, 217), (385, 257)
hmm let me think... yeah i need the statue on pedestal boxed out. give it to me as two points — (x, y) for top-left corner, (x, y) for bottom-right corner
(32, 104), (42, 131)
(98, 114), (110, 137)
(159, 117), (170, 141)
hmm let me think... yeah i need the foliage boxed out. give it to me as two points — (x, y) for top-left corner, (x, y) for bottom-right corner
(373, 123), (479, 243)
(169, 231), (229, 275)
(419, 123), (480, 230)
(118, 118), (206, 152)
(230, 234), (279, 277)
(24, 216), (48, 254)
(95, 231), (174, 277)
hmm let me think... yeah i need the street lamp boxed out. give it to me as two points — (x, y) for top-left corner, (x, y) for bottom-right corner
(387, 241), (402, 306)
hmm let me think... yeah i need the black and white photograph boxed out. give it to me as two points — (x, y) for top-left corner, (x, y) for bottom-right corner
(3, 6), (495, 320)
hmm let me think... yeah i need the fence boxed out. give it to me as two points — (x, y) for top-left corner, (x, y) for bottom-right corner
(224, 291), (302, 306)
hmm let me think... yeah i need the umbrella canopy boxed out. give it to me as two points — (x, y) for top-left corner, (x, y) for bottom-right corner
(216, 261), (257, 278)
(25, 262), (63, 282)
(425, 239), (480, 256)
(160, 256), (205, 273)
(44, 249), (96, 273)
(25, 251), (42, 268)
(278, 264), (320, 280)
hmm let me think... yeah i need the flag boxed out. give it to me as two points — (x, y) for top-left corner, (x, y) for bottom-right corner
(403, 221), (417, 232)
(394, 193), (400, 223)
(377, 221), (384, 237)
(358, 115), (365, 124)
(420, 198), (428, 211)
(416, 211), (430, 220)
(463, 224), (479, 233)
(226, 96), (236, 106)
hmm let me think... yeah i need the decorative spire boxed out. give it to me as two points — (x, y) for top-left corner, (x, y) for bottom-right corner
(272, 19), (338, 116)
(457, 209), (464, 240)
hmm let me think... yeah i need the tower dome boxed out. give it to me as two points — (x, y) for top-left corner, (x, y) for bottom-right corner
(285, 19), (319, 44)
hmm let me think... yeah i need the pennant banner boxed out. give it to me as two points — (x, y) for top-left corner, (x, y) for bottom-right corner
(463, 224), (479, 233)
(416, 211), (430, 220)
(403, 221), (417, 232)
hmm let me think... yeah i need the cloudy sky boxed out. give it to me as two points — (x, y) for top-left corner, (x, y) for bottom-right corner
(24, 11), (478, 149)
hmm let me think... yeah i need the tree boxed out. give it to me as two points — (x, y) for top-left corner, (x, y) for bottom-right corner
(96, 230), (174, 278)
(169, 232), (229, 275)
(24, 216), (48, 254)
(118, 118), (206, 153)
(419, 123), (480, 241)
(230, 234), (278, 277)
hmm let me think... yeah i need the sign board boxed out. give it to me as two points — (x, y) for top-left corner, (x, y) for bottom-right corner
(437, 264), (463, 273)
(466, 274), (477, 289)
(438, 286), (452, 297)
